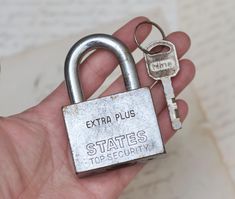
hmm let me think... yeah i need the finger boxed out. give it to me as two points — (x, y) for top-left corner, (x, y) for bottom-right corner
(38, 16), (152, 112)
(166, 31), (191, 58)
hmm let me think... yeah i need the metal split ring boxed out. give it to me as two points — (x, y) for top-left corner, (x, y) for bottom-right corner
(134, 21), (166, 55)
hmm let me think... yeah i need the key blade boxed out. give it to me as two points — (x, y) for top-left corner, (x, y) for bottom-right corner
(166, 98), (182, 130)
(161, 77), (182, 130)
(143, 40), (182, 130)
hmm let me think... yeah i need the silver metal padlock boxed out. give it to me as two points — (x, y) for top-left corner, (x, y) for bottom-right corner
(62, 34), (165, 177)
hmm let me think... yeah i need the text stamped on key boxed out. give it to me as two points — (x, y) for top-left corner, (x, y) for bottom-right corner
(144, 40), (180, 79)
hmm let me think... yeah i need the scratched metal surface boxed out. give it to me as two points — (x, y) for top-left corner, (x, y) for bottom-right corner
(63, 88), (165, 176)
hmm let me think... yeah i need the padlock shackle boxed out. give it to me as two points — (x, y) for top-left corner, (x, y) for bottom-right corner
(65, 34), (140, 104)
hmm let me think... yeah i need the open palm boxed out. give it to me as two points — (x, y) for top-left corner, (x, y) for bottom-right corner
(0, 17), (195, 199)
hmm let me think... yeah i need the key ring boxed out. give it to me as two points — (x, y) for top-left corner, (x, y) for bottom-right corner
(134, 21), (166, 90)
(134, 21), (166, 55)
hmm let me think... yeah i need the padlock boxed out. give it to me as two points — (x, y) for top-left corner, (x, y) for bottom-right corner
(62, 34), (165, 177)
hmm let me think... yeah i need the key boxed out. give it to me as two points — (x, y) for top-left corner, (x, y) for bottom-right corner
(144, 40), (182, 130)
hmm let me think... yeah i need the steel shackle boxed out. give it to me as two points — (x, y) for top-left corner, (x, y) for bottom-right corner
(64, 34), (140, 104)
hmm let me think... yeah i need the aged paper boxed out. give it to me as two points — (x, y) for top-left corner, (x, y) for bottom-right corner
(179, 0), (235, 183)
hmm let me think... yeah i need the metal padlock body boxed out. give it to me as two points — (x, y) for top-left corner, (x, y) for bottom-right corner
(144, 40), (179, 80)
(63, 34), (165, 177)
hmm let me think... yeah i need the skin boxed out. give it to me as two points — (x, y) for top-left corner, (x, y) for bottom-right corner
(0, 17), (195, 199)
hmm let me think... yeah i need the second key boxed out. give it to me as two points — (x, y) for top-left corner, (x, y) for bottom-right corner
(144, 40), (182, 130)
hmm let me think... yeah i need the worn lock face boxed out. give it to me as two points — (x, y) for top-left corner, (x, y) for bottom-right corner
(62, 34), (165, 177)
(63, 88), (165, 176)
(144, 40), (179, 80)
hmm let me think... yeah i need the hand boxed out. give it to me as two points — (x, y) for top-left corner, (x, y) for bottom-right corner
(0, 17), (195, 199)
